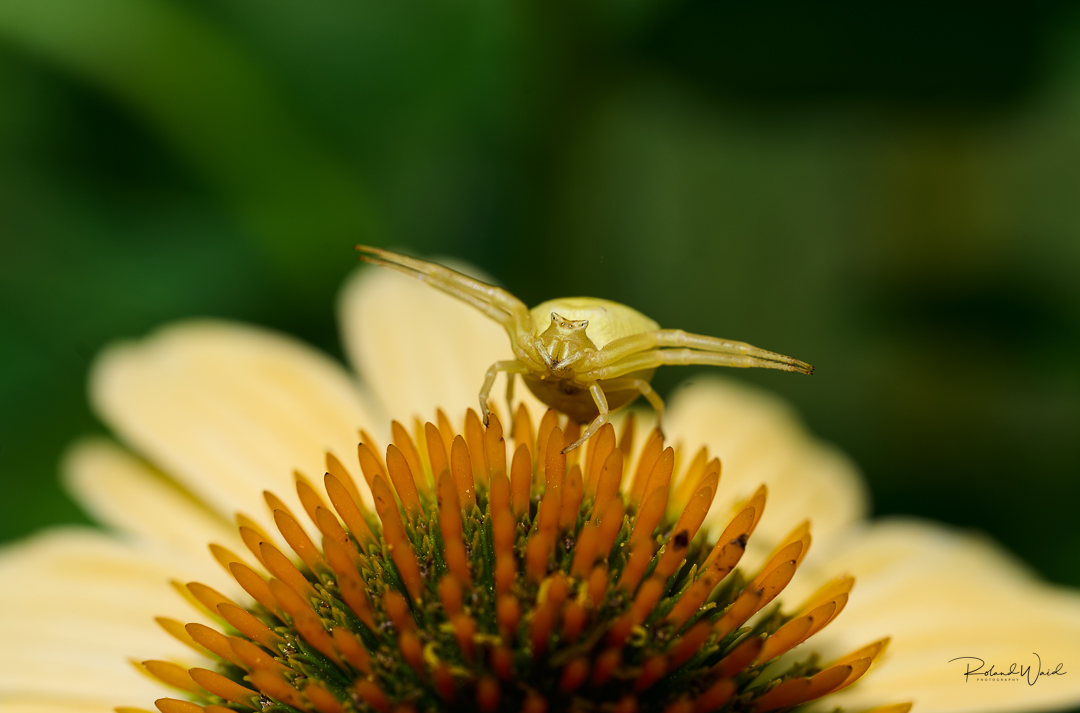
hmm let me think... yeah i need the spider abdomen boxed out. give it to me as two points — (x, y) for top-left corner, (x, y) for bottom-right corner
(522, 370), (657, 422)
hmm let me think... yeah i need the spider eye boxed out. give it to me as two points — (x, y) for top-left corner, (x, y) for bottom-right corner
(550, 313), (589, 332)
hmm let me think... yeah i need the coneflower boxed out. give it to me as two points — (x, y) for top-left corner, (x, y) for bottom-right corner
(138, 406), (901, 713)
(9, 270), (1075, 713)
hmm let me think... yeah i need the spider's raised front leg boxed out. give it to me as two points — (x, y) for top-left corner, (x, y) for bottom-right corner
(356, 246), (541, 363)
(582, 347), (810, 384)
(581, 329), (813, 375)
(563, 382), (609, 453)
(480, 360), (532, 426)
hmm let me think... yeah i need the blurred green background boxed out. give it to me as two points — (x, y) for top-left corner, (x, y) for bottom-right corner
(1, 0), (1078, 593)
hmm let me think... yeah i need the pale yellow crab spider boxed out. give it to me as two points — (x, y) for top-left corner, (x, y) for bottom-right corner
(357, 246), (813, 452)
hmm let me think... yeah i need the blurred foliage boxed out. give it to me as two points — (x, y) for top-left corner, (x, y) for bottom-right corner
(1, 0), (1079, 594)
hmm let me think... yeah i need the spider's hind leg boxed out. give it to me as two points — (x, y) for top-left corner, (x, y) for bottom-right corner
(599, 377), (665, 435)
(505, 371), (518, 424)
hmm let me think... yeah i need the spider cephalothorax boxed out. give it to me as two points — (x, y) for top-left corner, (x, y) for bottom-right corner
(535, 313), (596, 375)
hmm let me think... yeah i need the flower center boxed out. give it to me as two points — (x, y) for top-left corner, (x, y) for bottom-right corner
(142, 406), (893, 713)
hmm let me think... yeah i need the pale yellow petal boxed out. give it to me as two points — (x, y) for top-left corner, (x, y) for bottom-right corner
(0, 529), (217, 704)
(338, 261), (545, 426)
(91, 320), (379, 525)
(801, 519), (1080, 713)
(0, 699), (118, 713)
(63, 438), (243, 567)
(664, 377), (868, 561)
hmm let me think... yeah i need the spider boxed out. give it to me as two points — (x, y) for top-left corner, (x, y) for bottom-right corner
(357, 246), (813, 452)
